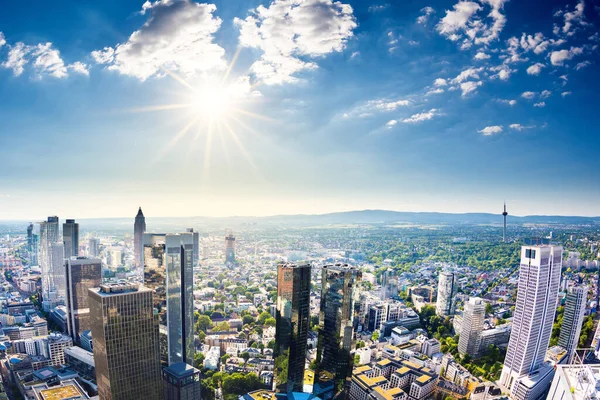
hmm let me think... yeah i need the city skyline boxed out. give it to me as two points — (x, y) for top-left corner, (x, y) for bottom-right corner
(1, 0), (599, 219)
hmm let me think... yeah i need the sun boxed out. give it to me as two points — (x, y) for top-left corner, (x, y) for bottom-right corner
(189, 83), (232, 120)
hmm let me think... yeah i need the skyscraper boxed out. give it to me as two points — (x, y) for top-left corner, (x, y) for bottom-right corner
(314, 264), (362, 399)
(275, 263), (311, 394)
(436, 271), (457, 317)
(186, 228), (199, 267)
(380, 268), (398, 300)
(143, 233), (167, 322)
(39, 216), (60, 311)
(134, 207), (146, 271)
(225, 234), (235, 263)
(89, 283), (162, 400)
(165, 233), (195, 366)
(558, 286), (588, 363)
(65, 257), (102, 342)
(163, 362), (201, 400)
(500, 241), (562, 400)
(27, 223), (34, 252)
(458, 297), (486, 357)
(63, 219), (79, 258)
(88, 238), (99, 257)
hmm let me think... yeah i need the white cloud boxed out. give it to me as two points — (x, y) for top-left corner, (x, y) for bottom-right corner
(417, 6), (435, 24)
(236, 0), (357, 85)
(519, 32), (549, 55)
(550, 47), (583, 66)
(534, 101), (546, 107)
(31, 43), (68, 78)
(342, 98), (411, 118)
(540, 90), (551, 99)
(575, 60), (591, 70)
(559, 74), (568, 84)
(478, 125), (503, 135)
(426, 88), (445, 95)
(69, 62), (90, 76)
(402, 108), (439, 123)
(489, 65), (512, 80)
(561, 91), (572, 97)
(497, 99), (517, 106)
(562, 0), (587, 35)
(452, 67), (483, 83)
(2, 42), (31, 76)
(437, 1), (481, 37)
(368, 4), (390, 12)
(434, 78), (448, 86)
(0, 32), (5, 48)
(474, 52), (490, 60)
(92, 0), (227, 81)
(474, 0), (509, 46)
(408, 40), (420, 46)
(521, 91), (536, 99)
(526, 62), (545, 75)
(459, 80), (482, 96)
(509, 124), (534, 131)
(385, 119), (398, 128)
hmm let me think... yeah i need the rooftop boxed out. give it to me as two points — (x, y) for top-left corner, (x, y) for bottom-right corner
(38, 383), (86, 400)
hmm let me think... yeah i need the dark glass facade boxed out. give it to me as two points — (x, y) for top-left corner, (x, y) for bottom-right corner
(314, 264), (362, 399)
(65, 257), (102, 342)
(162, 362), (201, 400)
(63, 219), (79, 258)
(89, 284), (162, 400)
(275, 263), (311, 394)
(143, 235), (167, 324)
(134, 207), (146, 270)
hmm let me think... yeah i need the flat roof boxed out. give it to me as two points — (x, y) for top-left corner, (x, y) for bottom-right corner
(416, 374), (432, 384)
(164, 362), (198, 378)
(39, 384), (85, 400)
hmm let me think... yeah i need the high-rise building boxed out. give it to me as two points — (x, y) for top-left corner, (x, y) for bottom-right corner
(500, 241), (562, 400)
(380, 269), (398, 300)
(88, 238), (100, 257)
(458, 297), (486, 357)
(436, 271), (457, 317)
(502, 203), (508, 243)
(143, 233), (167, 322)
(89, 283), (162, 400)
(27, 223), (34, 252)
(558, 286), (588, 363)
(39, 216), (60, 311)
(47, 242), (66, 308)
(275, 263), (311, 394)
(314, 264), (362, 399)
(63, 219), (79, 258)
(225, 234), (235, 263)
(134, 207), (146, 271)
(165, 233), (195, 366)
(163, 362), (201, 400)
(186, 228), (199, 266)
(65, 257), (102, 342)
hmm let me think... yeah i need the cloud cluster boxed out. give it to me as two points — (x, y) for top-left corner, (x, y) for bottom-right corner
(342, 98), (411, 118)
(417, 6), (436, 25)
(235, 0), (357, 85)
(92, 0), (226, 81)
(478, 125), (502, 135)
(550, 46), (583, 66)
(403, 108), (439, 123)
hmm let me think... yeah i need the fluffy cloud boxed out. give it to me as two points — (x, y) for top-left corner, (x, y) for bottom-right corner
(92, 0), (227, 81)
(521, 91), (536, 99)
(561, 91), (572, 97)
(342, 98), (410, 118)
(452, 67), (483, 83)
(433, 78), (448, 86)
(489, 65), (512, 80)
(1, 41), (84, 79)
(497, 99), (517, 106)
(417, 6), (435, 24)
(437, 2), (481, 37)
(459, 80), (482, 96)
(534, 102), (546, 107)
(0, 32), (5, 48)
(385, 119), (398, 128)
(236, 0), (357, 85)
(540, 90), (551, 99)
(509, 124), (535, 131)
(478, 125), (503, 135)
(550, 47), (583, 66)
(561, 0), (587, 35)
(474, 52), (491, 60)
(402, 108), (439, 123)
(575, 60), (591, 70)
(2, 42), (31, 76)
(368, 4), (390, 12)
(69, 62), (90, 76)
(31, 43), (69, 78)
(426, 88), (445, 95)
(526, 62), (545, 75)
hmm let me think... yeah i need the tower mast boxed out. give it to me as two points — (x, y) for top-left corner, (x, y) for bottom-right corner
(502, 202), (508, 243)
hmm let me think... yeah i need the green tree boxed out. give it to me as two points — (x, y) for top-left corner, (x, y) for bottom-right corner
(372, 331), (380, 341)
(242, 315), (255, 325)
(265, 317), (276, 327)
(258, 312), (272, 325)
(213, 321), (231, 332)
(193, 352), (205, 369)
(196, 315), (213, 333)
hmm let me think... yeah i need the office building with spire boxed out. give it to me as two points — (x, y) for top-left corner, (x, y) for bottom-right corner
(89, 283), (162, 400)
(65, 257), (102, 342)
(458, 297), (486, 357)
(275, 263), (311, 394)
(499, 240), (562, 400)
(134, 207), (146, 271)
(436, 271), (457, 317)
(558, 286), (588, 363)
(314, 264), (362, 399)
(502, 203), (508, 243)
(63, 219), (79, 258)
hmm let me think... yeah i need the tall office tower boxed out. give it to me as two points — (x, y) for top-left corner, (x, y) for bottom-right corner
(165, 233), (195, 366)
(27, 223), (34, 252)
(314, 264), (362, 399)
(30, 234), (39, 266)
(88, 238), (99, 257)
(274, 263), (311, 394)
(502, 203), (508, 243)
(558, 286), (588, 363)
(163, 362), (201, 400)
(65, 257), (102, 342)
(134, 207), (146, 271)
(436, 271), (457, 317)
(186, 228), (199, 266)
(63, 219), (79, 258)
(89, 283), (162, 400)
(46, 242), (67, 308)
(225, 234), (235, 263)
(458, 297), (486, 357)
(500, 241), (562, 400)
(143, 233), (167, 320)
(380, 268), (398, 300)
(39, 216), (60, 311)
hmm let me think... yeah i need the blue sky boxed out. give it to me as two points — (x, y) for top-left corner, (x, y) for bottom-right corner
(0, 0), (599, 219)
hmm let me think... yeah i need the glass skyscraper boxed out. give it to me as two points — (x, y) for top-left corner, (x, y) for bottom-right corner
(65, 257), (102, 342)
(39, 216), (60, 311)
(314, 264), (362, 399)
(134, 207), (146, 271)
(63, 219), (79, 258)
(275, 263), (311, 394)
(436, 271), (457, 317)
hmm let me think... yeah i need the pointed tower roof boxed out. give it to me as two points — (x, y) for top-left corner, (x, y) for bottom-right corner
(136, 207), (144, 218)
